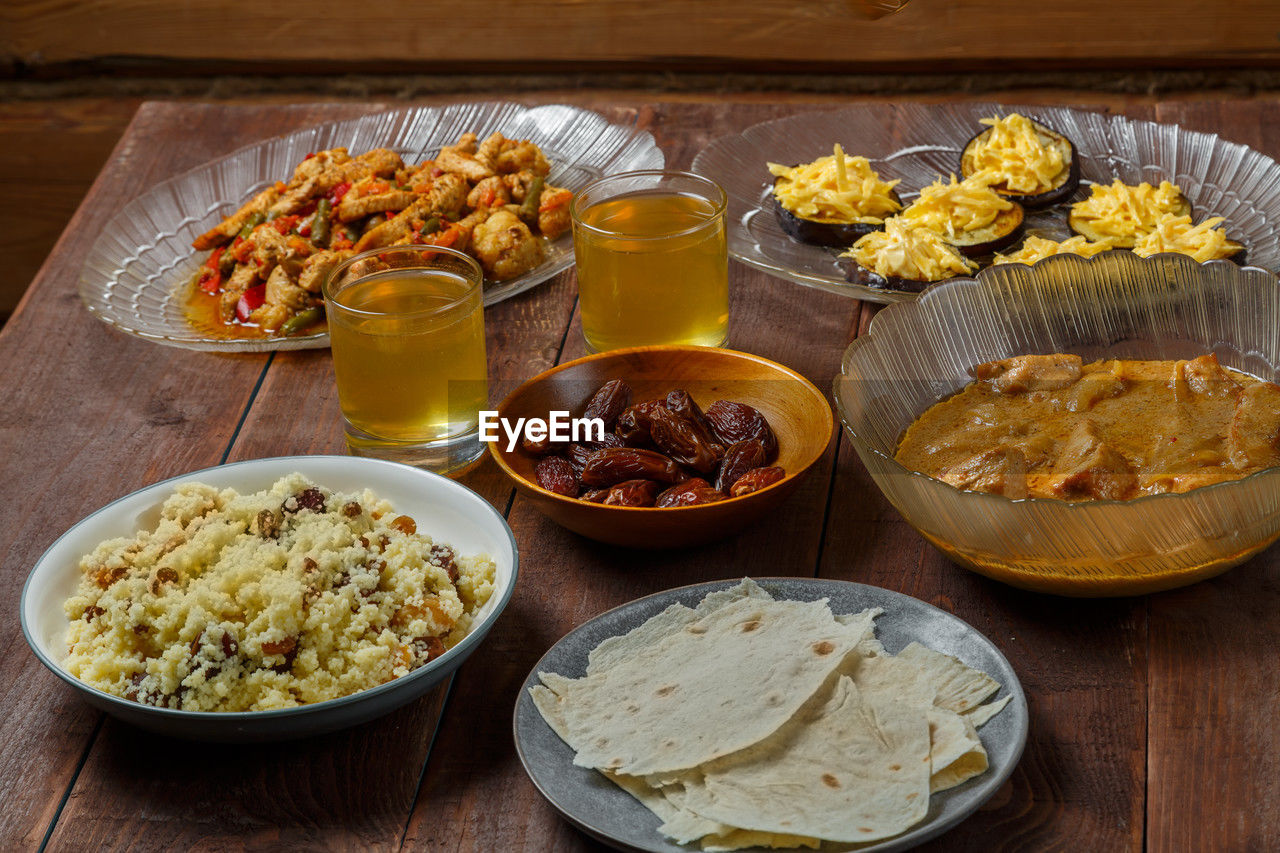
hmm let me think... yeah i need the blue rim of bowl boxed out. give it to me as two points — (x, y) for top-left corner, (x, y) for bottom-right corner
(833, 250), (1280, 511)
(19, 454), (519, 722)
(512, 576), (1029, 853)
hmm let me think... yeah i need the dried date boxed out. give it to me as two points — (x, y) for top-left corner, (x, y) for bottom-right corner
(519, 380), (786, 512)
(520, 434), (562, 456)
(565, 433), (626, 474)
(714, 439), (768, 493)
(615, 400), (665, 447)
(705, 400), (778, 461)
(580, 447), (684, 488)
(649, 406), (721, 474)
(535, 455), (580, 497)
(664, 389), (715, 435)
(728, 466), (786, 496)
(583, 379), (632, 429)
(600, 479), (661, 507)
(656, 478), (726, 508)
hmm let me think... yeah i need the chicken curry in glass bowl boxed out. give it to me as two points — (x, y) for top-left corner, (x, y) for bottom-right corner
(834, 251), (1280, 596)
(896, 352), (1280, 502)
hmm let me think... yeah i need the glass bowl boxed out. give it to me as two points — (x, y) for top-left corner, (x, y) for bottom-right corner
(833, 252), (1280, 596)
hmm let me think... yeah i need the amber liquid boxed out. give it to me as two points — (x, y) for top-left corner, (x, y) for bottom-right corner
(574, 190), (728, 352)
(327, 269), (487, 442)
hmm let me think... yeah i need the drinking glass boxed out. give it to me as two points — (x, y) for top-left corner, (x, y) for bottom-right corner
(571, 170), (729, 353)
(324, 245), (488, 475)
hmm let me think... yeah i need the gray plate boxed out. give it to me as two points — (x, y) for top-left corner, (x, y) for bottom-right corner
(513, 577), (1028, 852)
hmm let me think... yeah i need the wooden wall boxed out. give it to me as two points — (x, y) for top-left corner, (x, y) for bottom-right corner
(4, 0), (1280, 73)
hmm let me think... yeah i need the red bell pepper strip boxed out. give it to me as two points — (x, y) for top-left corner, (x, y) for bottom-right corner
(235, 283), (267, 323)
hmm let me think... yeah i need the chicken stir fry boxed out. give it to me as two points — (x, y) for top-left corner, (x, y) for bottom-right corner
(189, 132), (573, 335)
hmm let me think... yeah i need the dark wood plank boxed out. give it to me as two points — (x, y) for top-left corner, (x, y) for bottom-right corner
(403, 101), (864, 851)
(1144, 99), (1280, 853)
(6, 0), (1280, 69)
(0, 102), (339, 851)
(16, 101), (381, 851)
(0, 98), (146, 321)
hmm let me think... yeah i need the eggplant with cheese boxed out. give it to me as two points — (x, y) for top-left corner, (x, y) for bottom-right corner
(993, 234), (1118, 266)
(840, 217), (978, 293)
(1068, 179), (1192, 247)
(960, 113), (1080, 209)
(767, 145), (903, 246)
(897, 172), (1025, 257)
(1131, 214), (1246, 264)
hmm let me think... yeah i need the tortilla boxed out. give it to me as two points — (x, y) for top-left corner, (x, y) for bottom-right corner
(530, 580), (1012, 849)
(535, 585), (877, 776)
(675, 676), (932, 843)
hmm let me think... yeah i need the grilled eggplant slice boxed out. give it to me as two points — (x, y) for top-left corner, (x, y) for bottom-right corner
(1069, 181), (1192, 247)
(942, 203), (1025, 257)
(897, 172), (1025, 257)
(840, 219), (977, 293)
(842, 262), (968, 294)
(767, 146), (903, 247)
(1130, 213), (1247, 264)
(772, 179), (903, 247)
(960, 115), (1080, 209)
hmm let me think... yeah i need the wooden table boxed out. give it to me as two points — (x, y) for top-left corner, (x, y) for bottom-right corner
(3, 97), (1279, 852)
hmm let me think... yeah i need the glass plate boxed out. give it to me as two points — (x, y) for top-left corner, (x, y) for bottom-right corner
(79, 102), (664, 352)
(692, 102), (1280, 304)
(514, 577), (1027, 853)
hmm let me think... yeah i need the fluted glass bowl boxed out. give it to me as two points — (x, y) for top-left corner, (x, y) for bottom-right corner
(833, 252), (1280, 596)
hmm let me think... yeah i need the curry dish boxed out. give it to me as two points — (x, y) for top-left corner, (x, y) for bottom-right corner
(896, 353), (1280, 501)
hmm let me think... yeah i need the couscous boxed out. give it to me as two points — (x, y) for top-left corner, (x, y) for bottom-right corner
(62, 473), (495, 711)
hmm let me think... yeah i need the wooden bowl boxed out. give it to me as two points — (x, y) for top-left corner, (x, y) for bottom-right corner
(489, 346), (834, 548)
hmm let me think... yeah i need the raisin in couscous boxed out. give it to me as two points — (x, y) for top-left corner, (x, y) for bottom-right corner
(62, 473), (495, 711)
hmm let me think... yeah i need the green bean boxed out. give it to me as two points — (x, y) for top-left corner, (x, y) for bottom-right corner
(311, 198), (332, 247)
(280, 306), (325, 336)
(519, 176), (545, 223)
(236, 211), (266, 241)
(420, 217), (441, 235)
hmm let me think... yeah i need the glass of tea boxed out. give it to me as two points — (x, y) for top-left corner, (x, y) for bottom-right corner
(323, 245), (488, 475)
(571, 170), (729, 352)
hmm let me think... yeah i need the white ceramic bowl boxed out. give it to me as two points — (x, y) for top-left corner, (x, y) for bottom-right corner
(20, 456), (517, 741)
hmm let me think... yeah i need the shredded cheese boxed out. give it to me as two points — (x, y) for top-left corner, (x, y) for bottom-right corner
(768, 144), (902, 224)
(843, 218), (977, 282)
(993, 235), (1116, 266)
(1132, 214), (1239, 262)
(965, 114), (1070, 194)
(898, 171), (1014, 241)
(1070, 179), (1188, 241)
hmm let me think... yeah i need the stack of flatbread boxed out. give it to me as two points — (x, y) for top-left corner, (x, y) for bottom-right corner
(531, 579), (1011, 850)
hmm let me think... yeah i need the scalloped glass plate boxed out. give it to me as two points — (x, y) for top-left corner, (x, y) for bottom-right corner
(79, 102), (664, 352)
(692, 102), (1280, 304)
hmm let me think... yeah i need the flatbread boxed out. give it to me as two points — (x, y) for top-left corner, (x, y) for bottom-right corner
(537, 590), (876, 776)
(529, 580), (1012, 849)
(675, 676), (932, 843)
